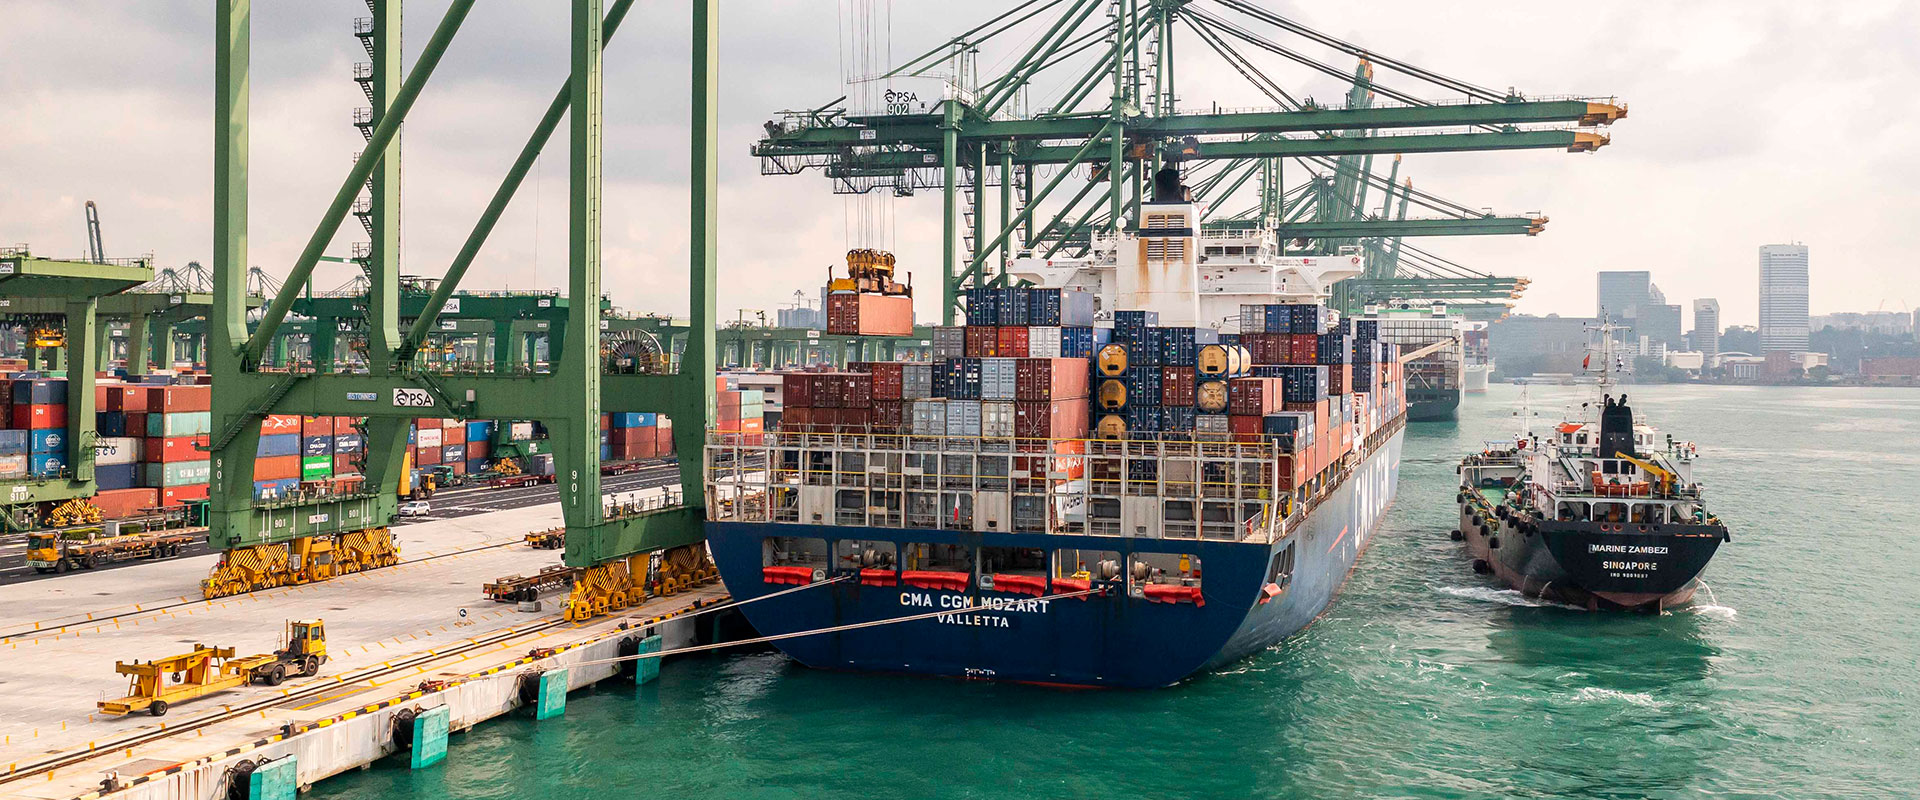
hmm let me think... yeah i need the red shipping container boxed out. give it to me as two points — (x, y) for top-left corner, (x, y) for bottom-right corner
(145, 435), (211, 463)
(334, 475), (365, 493)
(996, 327), (1030, 358)
(302, 416), (335, 436)
(827, 292), (913, 336)
(873, 399), (908, 430)
(447, 460), (467, 476)
(1015, 358), (1089, 402)
(105, 385), (149, 412)
(655, 420), (675, 456)
(334, 453), (357, 474)
(782, 373), (814, 408)
(718, 389), (743, 414)
(869, 363), (905, 401)
(1289, 334), (1318, 365)
(600, 413), (612, 430)
(147, 385), (211, 413)
(1228, 377), (1283, 416)
(94, 385), (110, 408)
(1228, 414), (1265, 443)
(811, 374), (843, 408)
(469, 440), (490, 460)
(840, 373), (873, 408)
(254, 455), (301, 481)
(1013, 400), (1090, 439)
(834, 407), (873, 430)
(1160, 367), (1197, 406)
(262, 414), (302, 435)
(634, 435), (659, 459)
(415, 445), (442, 465)
(966, 326), (997, 358)
(93, 488), (160, 519)
(125, 412), (149, 437)
(14, 404), (67, 429)
(161, 484), (210, 505)
(782, 407), (813, 432)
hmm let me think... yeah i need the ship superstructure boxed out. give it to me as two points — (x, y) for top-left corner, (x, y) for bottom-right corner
(1454, 323), (1727, 610)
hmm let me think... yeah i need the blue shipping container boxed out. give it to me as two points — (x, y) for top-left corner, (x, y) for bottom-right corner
(599, 444), (611, 460)
(1059, 326), (1097, 359)
(1112, 310), (1159, 344)
(995, 287), (1031, 326)
(608, 413), (656, 429)
(96, 463), (140, 490)
(334, 434), (365, 454)
(97, 411), (128, 437)
(257, 433), (302, 458)
(466, 457), (488, 474)
(253, 478), (300, 501)
(30, 453), (67, 477)
(1027, 288), (1096, 327)
(466, 420), (495, 441)
(29, 428), (65, 453)
(10, 378), (69, 404)
(965, 287), (999, 326)
(0, 430), (27, 455)
(302, 436), (334, 457)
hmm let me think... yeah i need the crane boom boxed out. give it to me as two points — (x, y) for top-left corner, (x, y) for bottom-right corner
(84, 200), (105, 263)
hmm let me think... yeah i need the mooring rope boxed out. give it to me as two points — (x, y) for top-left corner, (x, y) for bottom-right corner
(562, 585), (1107, 671)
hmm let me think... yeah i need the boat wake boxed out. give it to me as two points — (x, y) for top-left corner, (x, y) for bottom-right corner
(1434, 585), (1559, 608)
(1568, 686), (1668, 709)
(1689, 604), (1738, 620)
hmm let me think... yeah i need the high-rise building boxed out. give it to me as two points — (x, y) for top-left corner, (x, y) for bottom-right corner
(1596, 271), (1652, 323)
(1758, 244), (1810, 352)
(1693, 299), (1721, 357)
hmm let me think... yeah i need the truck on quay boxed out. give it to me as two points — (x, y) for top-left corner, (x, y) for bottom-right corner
(26, 510), (197, 573)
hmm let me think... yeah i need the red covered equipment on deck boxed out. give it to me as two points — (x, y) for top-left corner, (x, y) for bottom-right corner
(1141, 584), (1205, 606)
(761, 565), (816, 585)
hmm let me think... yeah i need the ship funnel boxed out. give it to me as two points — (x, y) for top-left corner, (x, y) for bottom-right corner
(1152, 166), (1190, 203)
(1598, 394), (1637, 459)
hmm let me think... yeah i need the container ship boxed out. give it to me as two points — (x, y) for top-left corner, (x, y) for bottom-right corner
(1351, 304), (1463, 421)
(1454, 324), (1728, 611)
(701, 170), (1409, 688)
(1463, 326), (1492, 394)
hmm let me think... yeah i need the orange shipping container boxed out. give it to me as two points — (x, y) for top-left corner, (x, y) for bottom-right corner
(145, 435), (211, 463)
(162, 484), (209, 505)
(147, 385), (211, 413)
(254, 455), (301, 481)
(826, 292), (913, 336)
(93, 488), (160, 519)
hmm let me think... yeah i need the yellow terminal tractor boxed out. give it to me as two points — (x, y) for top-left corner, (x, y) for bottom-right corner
(97, 619), (328, 717)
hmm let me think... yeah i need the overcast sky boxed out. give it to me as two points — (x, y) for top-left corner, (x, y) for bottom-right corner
(3, 1), (1914, 330)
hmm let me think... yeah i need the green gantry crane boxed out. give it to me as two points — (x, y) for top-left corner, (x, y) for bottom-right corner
(199, 0), (720, 619)
(0, 247), (153, 532)
(752, 0), (1625, 323)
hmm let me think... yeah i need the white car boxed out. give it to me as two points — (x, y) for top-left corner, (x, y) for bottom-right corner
(398, 500), (431, 518)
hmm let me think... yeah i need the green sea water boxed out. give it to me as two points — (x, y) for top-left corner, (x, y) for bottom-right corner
(315, 385), (1920, 799)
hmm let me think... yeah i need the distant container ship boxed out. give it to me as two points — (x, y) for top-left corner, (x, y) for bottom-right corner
(702, 170), (1409, 688)
(1352, 304), (1463, 421)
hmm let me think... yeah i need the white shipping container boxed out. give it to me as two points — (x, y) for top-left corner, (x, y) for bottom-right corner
(981, 401), (1016, 438)
(1027, 327), (1063, 359)
(509, 421), (536, 441)
(931, 326), (968, 359)
(0, 454), (26, 479)
(945, 400), (982, 437)
(417, 428), (444, 449)
(1195, 413), (1230, 433)
(911, 399), (948, 436)
(902, 363), (935, 400)
(95, 437), (144, 465)
(981, 358), (1019, 401)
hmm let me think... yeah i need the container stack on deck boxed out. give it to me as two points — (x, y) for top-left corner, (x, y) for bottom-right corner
(761, 290), (1407, 496)
(824, 249), (914, 336)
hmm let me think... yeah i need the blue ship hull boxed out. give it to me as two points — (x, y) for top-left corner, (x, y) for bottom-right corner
(705, 428), (1404, 688)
